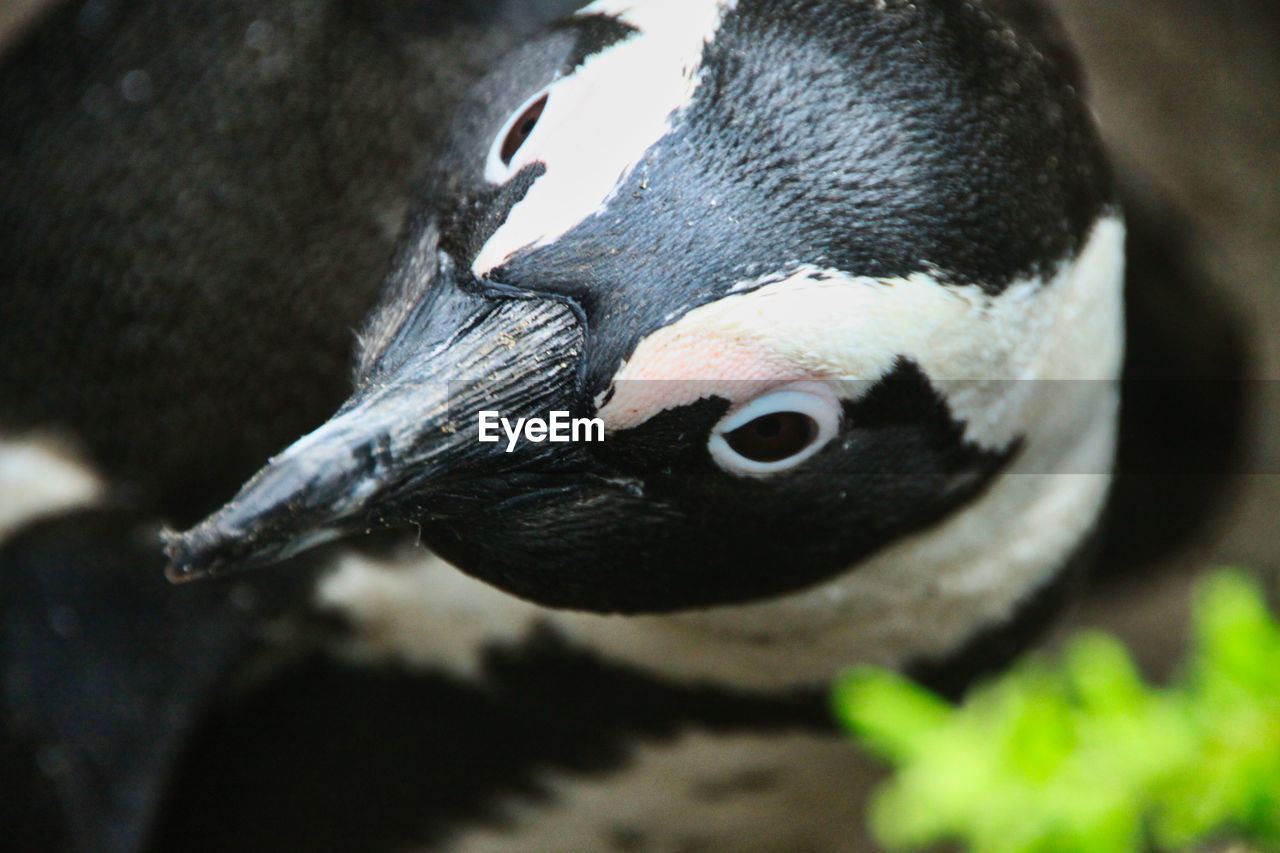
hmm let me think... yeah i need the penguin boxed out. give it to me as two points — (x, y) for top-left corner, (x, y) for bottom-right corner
(151, 0), (1123, 847)
(0, 0), (1242, 851)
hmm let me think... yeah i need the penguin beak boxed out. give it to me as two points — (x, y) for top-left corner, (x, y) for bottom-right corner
(163, 272), (586, 584)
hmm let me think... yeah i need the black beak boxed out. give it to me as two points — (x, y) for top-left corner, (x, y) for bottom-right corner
(163, 267), (585, 583)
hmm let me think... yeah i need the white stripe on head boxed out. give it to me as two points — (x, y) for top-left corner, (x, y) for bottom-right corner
(472, 0), (738, 277)
(600, 216), (1126, 452)
(317, 549), (543, 678)
(0, 433), (106, 541)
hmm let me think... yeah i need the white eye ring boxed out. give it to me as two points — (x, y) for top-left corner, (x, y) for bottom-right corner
(708, 384), (842, 476)
(485, 87), (552, 184)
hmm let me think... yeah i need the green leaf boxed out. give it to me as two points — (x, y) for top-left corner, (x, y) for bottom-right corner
(834, 568), (1280, 853)
(832, 666), (952, 762)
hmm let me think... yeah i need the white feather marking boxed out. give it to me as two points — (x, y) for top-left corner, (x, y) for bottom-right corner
(471, 0), (738, 277)
(316, 549), (543, 678)
(0, 434), (106, 541)
(600, 216), (1127, 451)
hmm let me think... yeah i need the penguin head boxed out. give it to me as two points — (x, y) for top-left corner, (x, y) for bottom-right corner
(166, 0), (1124, 615)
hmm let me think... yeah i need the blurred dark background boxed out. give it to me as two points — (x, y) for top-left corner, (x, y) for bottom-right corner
(1043, 0), (1280, 673)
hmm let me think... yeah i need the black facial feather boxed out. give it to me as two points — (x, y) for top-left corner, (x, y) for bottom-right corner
(424, 359), (1019, 612)
(596, 397), (731, 471)
(434, 163), (547, 273)
(553, 13), (640, 71)
(356, 0), (585, 35)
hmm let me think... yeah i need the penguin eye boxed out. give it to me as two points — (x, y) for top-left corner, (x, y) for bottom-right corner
(708, 386), (842, 476)
(725, 413), (818, 463)
(485, 90), (550, 183)
(500, 95), (547, 163)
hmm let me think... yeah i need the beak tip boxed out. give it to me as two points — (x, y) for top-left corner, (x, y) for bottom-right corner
(163, 562), (207, 585)
(161, 524), (231, 585)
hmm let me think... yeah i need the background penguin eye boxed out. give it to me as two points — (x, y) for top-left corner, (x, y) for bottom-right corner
(708, 386), (842, 476)
(486, 90), (550, 182)
(725, 412), (818, 463)
(499, 94), (547, 165)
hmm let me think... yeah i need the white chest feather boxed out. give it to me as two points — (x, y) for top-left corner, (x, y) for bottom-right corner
(0, 433), (105, 542)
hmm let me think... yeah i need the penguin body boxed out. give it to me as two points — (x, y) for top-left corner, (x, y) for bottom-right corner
(0, 1), (1147, 851)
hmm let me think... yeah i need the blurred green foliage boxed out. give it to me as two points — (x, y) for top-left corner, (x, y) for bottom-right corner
(832, 570), (1280, 853)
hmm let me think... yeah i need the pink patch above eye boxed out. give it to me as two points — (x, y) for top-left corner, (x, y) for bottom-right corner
(597, 332), (814, 431)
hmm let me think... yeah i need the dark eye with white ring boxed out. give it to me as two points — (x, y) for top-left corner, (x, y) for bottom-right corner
(485, 89), (550, 184)
(725, 412), (818, 462)
(708, 386), (841, 476)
